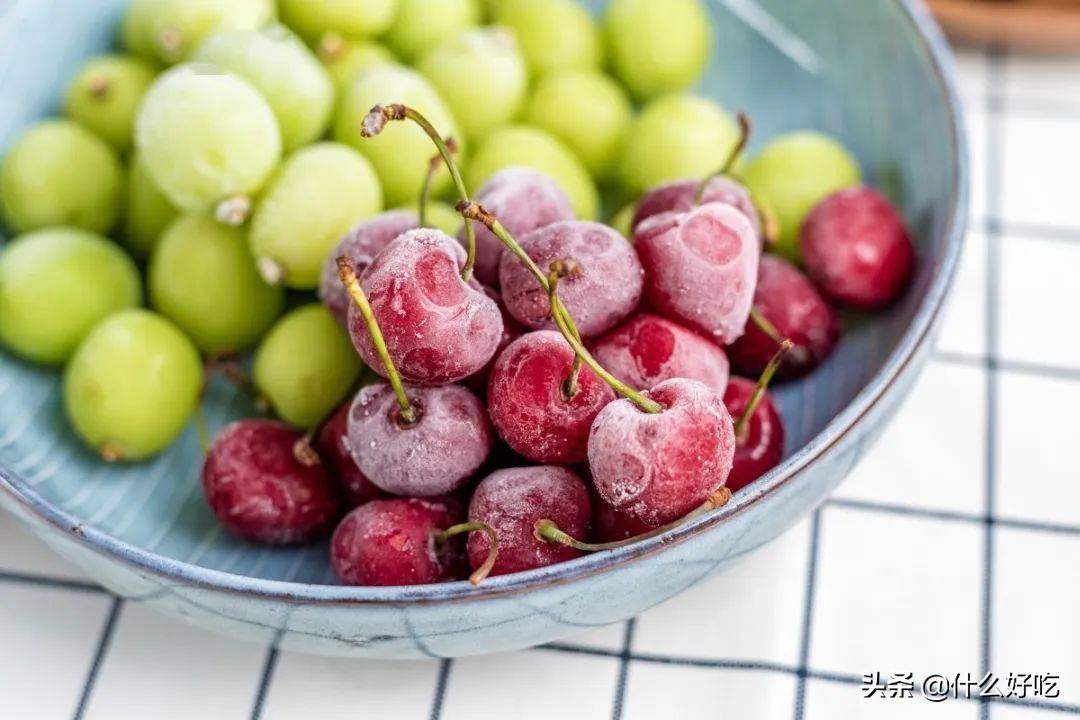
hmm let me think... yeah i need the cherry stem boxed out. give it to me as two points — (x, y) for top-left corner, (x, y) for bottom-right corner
(419, 137), (458, 230)
(547, 262), (663, 414)
(336, 257), (418, 426)
(534, 487), (734, 553)
(362, 104), (476, 282)
(748, 307), (811, 366)
(733, 339), (793, 441)
(546, 260), (584, 398)
(694, 112), (751, 205)
(434, 522), (499, 586)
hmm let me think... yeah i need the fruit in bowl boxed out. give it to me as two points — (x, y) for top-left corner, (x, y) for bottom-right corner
(0, 0), (965, 658)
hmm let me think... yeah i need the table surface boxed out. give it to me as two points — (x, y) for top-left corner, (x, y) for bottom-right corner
(2, 44), (1079, 720)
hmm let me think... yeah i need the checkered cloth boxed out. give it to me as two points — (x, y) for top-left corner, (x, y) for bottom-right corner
(2, 46), (1078, 719)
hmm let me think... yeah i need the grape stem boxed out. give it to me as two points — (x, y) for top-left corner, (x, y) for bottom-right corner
(433, 521), (499, 586)
(419, 137), (458, 230)
(733, 339), (793, 441)
(336, 257), (418, 427)
(215, 195), (253, 227)
(361, 104), (477, 282)
(694, 112), (751, 205)
(534, 487), (733, 552)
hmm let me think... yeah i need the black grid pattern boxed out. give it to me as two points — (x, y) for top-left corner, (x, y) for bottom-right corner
(2, 45), (1078, 719)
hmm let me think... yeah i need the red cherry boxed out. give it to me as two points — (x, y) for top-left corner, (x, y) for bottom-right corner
(632, 176), (761, 239)
(634, 202), (759, 345)
(593, 494), (657, 542)
(487, 330), (615, 464)
(588, 378), (735, 526)
(346, 382), (493, 497)
(347, 228), (503, 386)
(727, 254), (840, 380)
(723, 376), (785, 492)
(317, 403), (386, 508)
(202, 420), (341, 545)
(457, 167), (575, 287)
(464, 285), (526, 395)
(499, 220), (643, 339)
(319, 210), (419, 326)
(331, 497), (465, 586)
(801, 186), (915, 311)
(590, 313), (730, 394)
(467, 466), (592, 577)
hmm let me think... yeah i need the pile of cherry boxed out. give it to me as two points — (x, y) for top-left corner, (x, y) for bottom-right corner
(202, 104), (915, 587)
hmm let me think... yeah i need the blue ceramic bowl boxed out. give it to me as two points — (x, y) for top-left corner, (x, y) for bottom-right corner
(0, 0), (966, 658)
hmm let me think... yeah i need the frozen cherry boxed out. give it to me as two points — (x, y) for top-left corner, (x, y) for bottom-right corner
(634, 202), (759, 344)
(590, 313), (730, 394)
(467, 466), (592, 577)
(464, 285), (526, 394)
(347, 381), (493, 496)
(632, 176), (760, 238)
(588, 378), (736, 526)
(317, 402), (386, 508)
(724, 340), (790, 492)
(330, 497), (466, 586)
(457, 167), (575, 286)
(319, 210), (418, 326)
(344, 229), (503, 385)
(728, 254), (840, 380)
(593, 494), (656, 542)
(800, 186), (915, 311)
(202, 419), (341, 545)
(487, 330), (615, 463)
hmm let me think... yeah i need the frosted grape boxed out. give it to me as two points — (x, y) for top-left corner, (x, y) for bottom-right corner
(316, 35), (396, 91)
(384, 0), (481, 62)
(123, 154), (181, 260)
(494, 0), (602, 77)
(278, 0), (399, 42)
(122, 0), (276, 64)
(64, 54), (157, 152)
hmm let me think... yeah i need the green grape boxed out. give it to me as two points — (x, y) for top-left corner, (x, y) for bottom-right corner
(385, 0), (481, 62)
(316, 35), (396, 91)
(494, 0), (602, 77)
(0, 120), (123, 235)
(194, 27), (334, 151)
(396, 200), (462, 236)
(249, 143), (382, 289)
(122, 0), (276, 64)
(743, 131), (861, 260)
(0, 229), (141, 366)
(525, 70), (631, 179)
(149, 213), (284, 354)
(417, 27), (527, 142)
(468, 125), (598, 219)
(253, 304), (363, 429)
(64, 310), (202, 462)
(278, 0), (399, 42)
(618, 93), (739, 196)
(123, 154), (181, 260)
(63, 55), (158, 152)
(334, 64), (463, 206)
(605, 0), (712, 101)
(135, 64), (282, 217)
(609, 202), (635, 240)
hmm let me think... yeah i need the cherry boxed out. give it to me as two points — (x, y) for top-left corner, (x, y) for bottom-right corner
(318, 210), (418, 326)
(587, 378), (736, 526)
(330, 497), (469, 586)
(632, 176), (760, 239)
(499, 220), (643, 339)
(634, 201), (759, 345)
(202, 419), (341, 545)
(346, 381), (493, 497)
(800, 186), (915, 311)
(316, 402), (385, 508)
(723, 340), (791, 492)
(458, 167), (575, 287)
(593, 494), (656, 542)
(343, 229), (503, 386)
(727, 254), (840, 380)
(463, 285), (526, 395)
(590, 313), (730, 394)
(467, 466), (592, 577)
(487, 330), (615, 463)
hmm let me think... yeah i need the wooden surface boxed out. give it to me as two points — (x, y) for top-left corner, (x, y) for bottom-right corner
(927, 0), (1080, 53)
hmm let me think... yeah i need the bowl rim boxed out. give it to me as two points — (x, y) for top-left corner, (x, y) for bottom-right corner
(0, 0), (969, 607)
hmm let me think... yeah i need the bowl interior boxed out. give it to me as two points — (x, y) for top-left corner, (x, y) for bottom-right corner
(0, 0), (960, 589)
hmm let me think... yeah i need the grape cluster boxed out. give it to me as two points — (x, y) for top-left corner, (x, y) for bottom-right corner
(0, 0), (915, 587)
